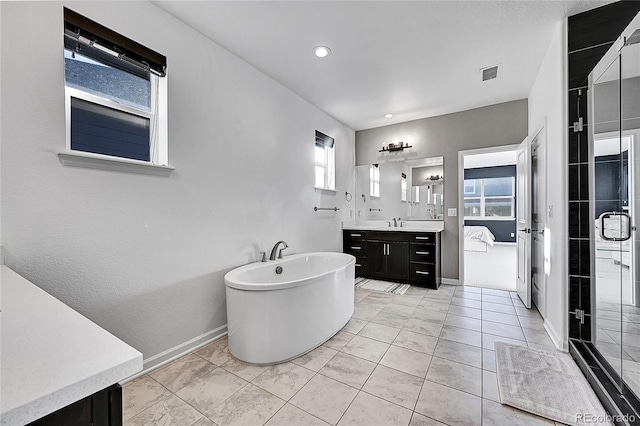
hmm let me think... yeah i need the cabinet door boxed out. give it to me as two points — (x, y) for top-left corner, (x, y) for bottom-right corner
(367, 241), (386, 277)
(386, 242), (409, 281)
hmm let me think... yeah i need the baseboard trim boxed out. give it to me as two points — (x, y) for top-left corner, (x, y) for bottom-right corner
(121, 324), (228, 384)
(543, 319), (568, 352)
(441, 278), (461, 286)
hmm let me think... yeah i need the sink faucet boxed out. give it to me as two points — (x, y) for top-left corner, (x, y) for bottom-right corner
(269, 241), (288, 260)
(392, 218), (397, 227)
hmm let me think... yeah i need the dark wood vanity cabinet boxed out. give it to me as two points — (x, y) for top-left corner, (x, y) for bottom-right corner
(343, 229), (441, 289)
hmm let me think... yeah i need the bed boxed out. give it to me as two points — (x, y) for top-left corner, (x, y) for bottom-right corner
(463, 225), (516, 290)
(464, 225), (496, 252)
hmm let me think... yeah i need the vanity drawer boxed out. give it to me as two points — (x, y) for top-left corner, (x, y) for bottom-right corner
(345, 242), (367, 258)
(354, 257), (368, 275)
(410, 263), (437, 286)
(410, 243), (436, 263)
(368, 231), (410, 242)
(345, 230), (367, 241)
(409, 232), (436, 244)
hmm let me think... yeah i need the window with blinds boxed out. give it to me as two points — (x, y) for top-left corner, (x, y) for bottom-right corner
(63, 8), (168, 166)
(315, 130), (335, 190)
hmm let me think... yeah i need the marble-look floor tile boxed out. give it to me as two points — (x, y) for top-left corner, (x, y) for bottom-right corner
(252, 361), (316, 400)
(150, 353), (216, 392)
(451, 297), (482, 310)
(409, 412), (446, 425)
(341, 335), (390, 363)
(380, 345), (432, 378)
(446, 305), (482, 319)
(482, 321), (525, 341)
(426, 357), (482, 396)
(265, 403), (330, 426)
(221, 356), (270, 381)
(127, 394), (202, 426)
(207, 383), (285, 426)
(433, 339), (482, 368)
(482, 370), (501, 402)
(370, 310), (410, 328)
(482, 294), (514, 305)
(522, 327), (555, 347)
(175, 367), (247, 416)
(482, 302), (516, 315)
(393, 330), (438, 354)
(342, 317), (368, 334)
(292, 345), (338, 372)
(482, 399), (554, 425)
(123, 376), (172, 421)
(444, 313), (482, 332)
(362, 364), (424, 410)
(358, 322), (401, 343)
(411, 308), (446, 323)
(482, 310), (521, 327)
(483, 349), (496, 372)
(290, 374), (358, 425)
(324, 330), (356, 350)
(418, 300), (450, 313)
(453, 291), (482, 301)
(440, 325), (482, 347)
(515, 306), (543, 318)
(337, 391), (413, 426)
(482, 333), (528, 350)
(482, 288), (511, 298)
(352, 305), (381, 321)
(403, 318), (442, 337)
(191, 417), (216, 426)
(414, 380), (481, 426)
(319, 351), (376, 389)
(195, 337), (234, 366)
(456, 286), (482, 294)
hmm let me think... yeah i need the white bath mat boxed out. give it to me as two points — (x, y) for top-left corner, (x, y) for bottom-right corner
(355, 278), (410, 295)
(495, 342), (609, 425)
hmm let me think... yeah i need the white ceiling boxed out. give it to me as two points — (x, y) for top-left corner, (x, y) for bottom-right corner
(154, 0), (613, 131)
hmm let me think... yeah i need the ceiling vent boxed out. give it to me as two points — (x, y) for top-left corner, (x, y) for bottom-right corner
(482, 66), (498, 81)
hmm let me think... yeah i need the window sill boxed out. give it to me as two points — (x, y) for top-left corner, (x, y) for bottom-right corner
(314, 187), (337, 193)
(58, 152), (174, 177)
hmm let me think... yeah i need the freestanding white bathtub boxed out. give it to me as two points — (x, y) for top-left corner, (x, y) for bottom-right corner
(224, 252), (355, 365)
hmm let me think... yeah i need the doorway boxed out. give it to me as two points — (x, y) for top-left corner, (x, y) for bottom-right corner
(458, 146), (519, 291)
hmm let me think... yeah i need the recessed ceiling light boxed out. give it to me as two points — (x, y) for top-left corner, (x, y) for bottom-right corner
(384, 113), (393, 118)
(313, 46), (331, 58)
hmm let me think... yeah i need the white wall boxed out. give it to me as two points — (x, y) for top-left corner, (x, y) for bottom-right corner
(527, 20), (568, 350)
(0, 1), (356, 365)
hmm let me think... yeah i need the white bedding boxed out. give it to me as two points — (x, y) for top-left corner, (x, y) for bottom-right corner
(464, 226), (496, 246)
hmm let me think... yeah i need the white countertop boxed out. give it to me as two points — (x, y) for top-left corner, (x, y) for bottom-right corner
(1, 266), (143, 425)
(343, 221), (444, 233)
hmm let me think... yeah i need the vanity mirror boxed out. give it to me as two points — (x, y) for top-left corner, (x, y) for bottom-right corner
(355, 156), (444, 221)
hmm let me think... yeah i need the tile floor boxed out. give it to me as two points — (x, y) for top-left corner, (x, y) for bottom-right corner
(123, 284), (568, 426)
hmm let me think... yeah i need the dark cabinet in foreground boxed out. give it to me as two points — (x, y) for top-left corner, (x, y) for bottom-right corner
(343, 229), (441, 289)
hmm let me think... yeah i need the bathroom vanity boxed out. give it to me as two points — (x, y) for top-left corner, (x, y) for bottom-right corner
(343, 225), (442, 289)
(1, 266), (142, 426)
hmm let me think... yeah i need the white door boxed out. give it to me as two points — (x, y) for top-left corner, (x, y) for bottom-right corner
(516, 137), (532, 308)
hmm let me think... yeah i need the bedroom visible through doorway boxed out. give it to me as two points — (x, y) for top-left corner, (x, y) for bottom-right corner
(460, 147), (519, 291)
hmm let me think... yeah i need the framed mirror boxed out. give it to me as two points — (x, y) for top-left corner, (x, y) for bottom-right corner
(355, 156), (444, 221)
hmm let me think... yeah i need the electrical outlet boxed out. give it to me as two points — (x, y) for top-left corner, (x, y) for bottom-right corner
(511, 233), (515, 238)
(448, 208), (457, 217)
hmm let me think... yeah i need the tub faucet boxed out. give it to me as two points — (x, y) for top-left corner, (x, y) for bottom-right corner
(270, 241), (288, 260)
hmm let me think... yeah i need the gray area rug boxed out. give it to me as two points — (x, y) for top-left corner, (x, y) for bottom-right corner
(495, 342), (609, 425)
(354, 278), (410, 295)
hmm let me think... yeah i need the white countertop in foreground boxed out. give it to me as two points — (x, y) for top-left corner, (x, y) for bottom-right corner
(343, 221), (444, 233)
(0, 266), (143, 425)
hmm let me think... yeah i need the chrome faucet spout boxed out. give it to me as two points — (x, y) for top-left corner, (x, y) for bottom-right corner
(392, 218), (397, 227)
(269, 241), (288, 260)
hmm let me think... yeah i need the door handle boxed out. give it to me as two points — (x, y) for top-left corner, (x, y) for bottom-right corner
(600, 211), (631, 241)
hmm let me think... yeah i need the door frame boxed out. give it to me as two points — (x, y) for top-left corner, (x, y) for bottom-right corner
(530, 122), (548, 315)
(457, 144), (520, 286)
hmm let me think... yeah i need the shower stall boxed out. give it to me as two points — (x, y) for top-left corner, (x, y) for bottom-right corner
(571, 11), (640, 421)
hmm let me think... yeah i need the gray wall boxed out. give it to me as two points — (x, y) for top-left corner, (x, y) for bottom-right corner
(355, 99), (528, 280)
(1, 1), (356, 365)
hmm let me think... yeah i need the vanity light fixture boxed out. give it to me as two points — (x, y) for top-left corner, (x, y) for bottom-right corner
(313, 46), (331, 58)
(384, 113), (393, 118)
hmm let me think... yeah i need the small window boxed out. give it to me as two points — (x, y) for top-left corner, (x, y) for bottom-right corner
(463, 177), (515, 219)
(414, 186), (420, 203)
(63, 8), (168, 167)
(370, 164), (380, 197)
(314, 131), (335, 190)
(401, 173), (407, 202)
